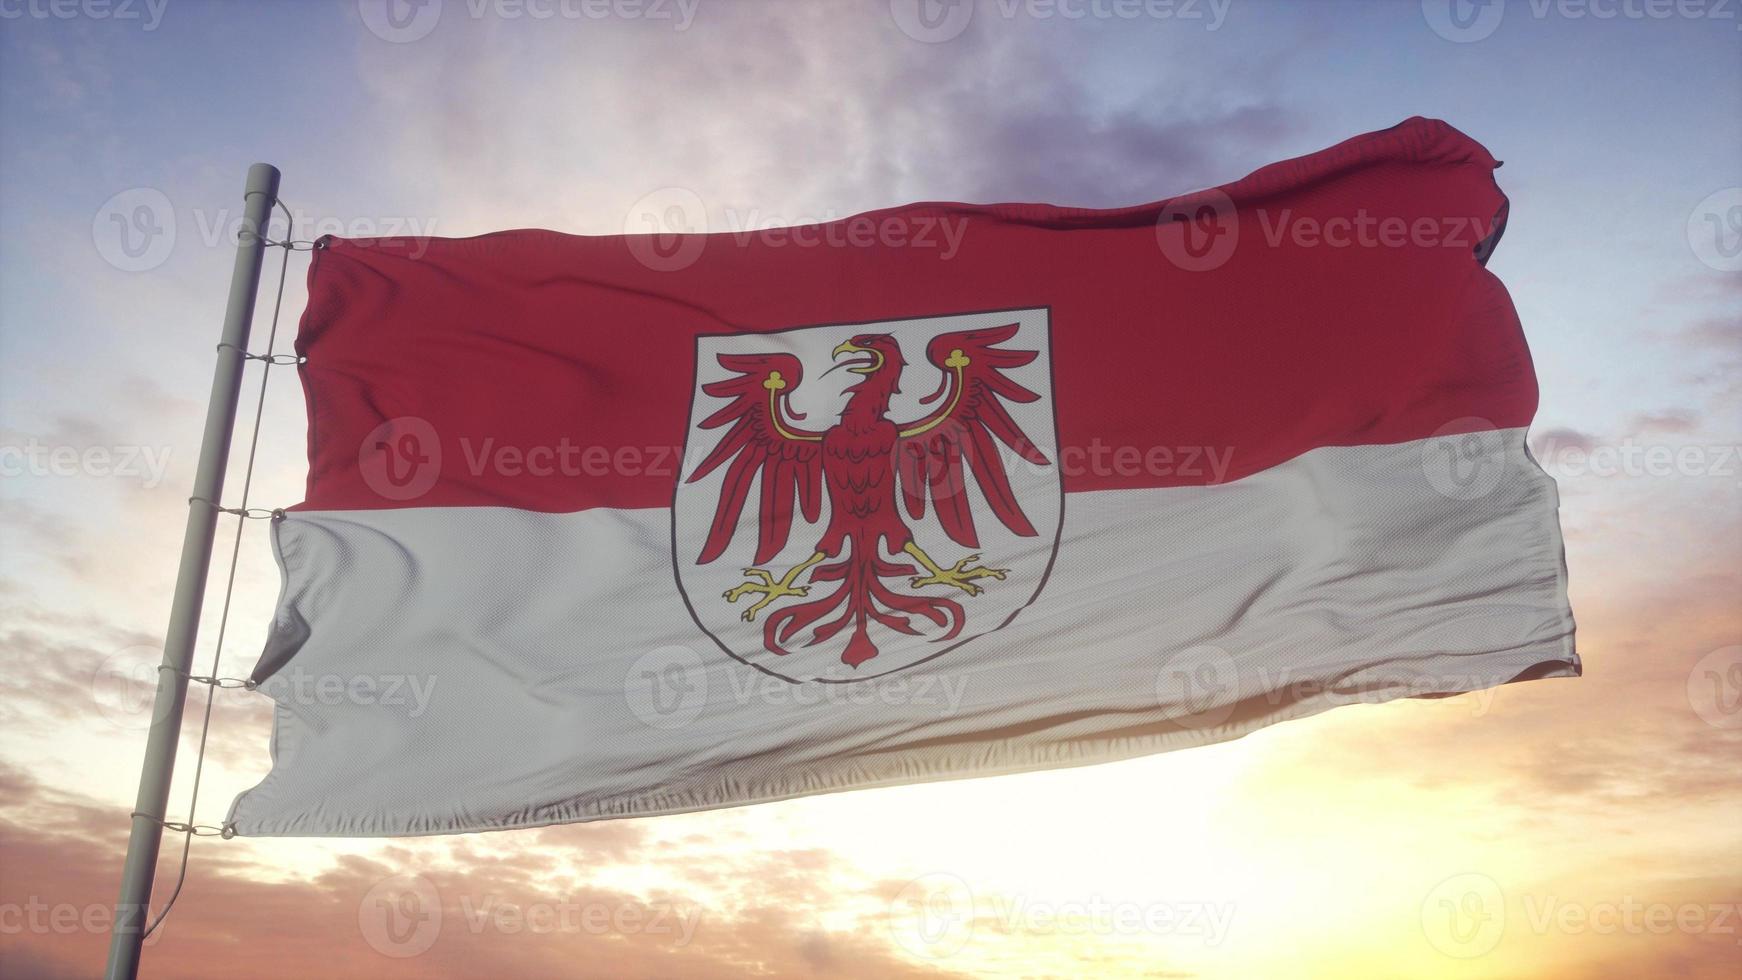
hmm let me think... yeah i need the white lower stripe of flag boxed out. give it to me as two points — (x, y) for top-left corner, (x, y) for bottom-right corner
(228, 430), (1575, 836)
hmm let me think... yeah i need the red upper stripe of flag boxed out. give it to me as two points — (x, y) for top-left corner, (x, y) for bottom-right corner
(291, 117), (1534, 513)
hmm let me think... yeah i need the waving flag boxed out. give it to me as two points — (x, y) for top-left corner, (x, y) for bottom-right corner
(227, 118), (1577, 837)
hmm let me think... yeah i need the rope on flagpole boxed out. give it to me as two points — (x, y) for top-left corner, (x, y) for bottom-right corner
(237, 232), (323, 251)
(214, 345), (306, 365)
(186, 498), (285, 520)
(138, 197), (303, 940)
(128, 813), (234, 838)
(154, 664), (257, 689)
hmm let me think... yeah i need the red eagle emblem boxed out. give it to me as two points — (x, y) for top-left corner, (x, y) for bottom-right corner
(683, 320), (1055, 674)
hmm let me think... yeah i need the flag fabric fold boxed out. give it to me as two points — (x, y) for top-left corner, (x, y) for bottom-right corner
(228, 117), (1577, 837)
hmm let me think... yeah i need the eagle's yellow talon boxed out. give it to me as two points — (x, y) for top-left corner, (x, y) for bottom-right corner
(905, 545), (1007, 597)
(722, 552), (824, 622)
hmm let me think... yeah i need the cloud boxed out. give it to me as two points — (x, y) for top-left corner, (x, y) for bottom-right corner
(1530, 427), (1598, 456)
(1628, 410), (1700, 435)
(1680, 314), (1741, 348)
(0, 769), (972, 979)
(0, 501), (93, 579)
(352, 1), (1304, 238)
(1652, 271), (1742, 308)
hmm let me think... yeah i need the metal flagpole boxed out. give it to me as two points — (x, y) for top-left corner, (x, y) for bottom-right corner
(105, 162), (281, 980)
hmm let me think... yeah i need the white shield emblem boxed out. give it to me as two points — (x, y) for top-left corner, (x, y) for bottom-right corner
(674, 307), (1062, 683)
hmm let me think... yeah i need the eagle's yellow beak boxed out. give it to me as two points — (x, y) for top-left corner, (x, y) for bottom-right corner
(829, 340), (884, 375)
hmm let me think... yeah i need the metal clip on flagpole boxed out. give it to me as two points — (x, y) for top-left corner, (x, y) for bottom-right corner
(104, 163), (280, 980)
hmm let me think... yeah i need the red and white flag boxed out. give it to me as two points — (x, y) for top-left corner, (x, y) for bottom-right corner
(227, 118), (1577, 836)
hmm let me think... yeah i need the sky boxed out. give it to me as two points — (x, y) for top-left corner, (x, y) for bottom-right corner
(1, 0), (1739, 977)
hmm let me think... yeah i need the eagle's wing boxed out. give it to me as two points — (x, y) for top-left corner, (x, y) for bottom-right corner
(687, 352), (825, 565)
(895, 323), (1050, 548)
